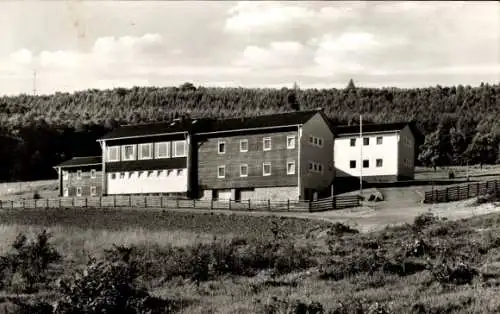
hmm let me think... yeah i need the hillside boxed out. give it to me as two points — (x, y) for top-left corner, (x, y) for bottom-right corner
(0, 82), (498, 182)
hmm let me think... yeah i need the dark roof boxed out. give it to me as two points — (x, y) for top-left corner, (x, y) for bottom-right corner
(98, 109), (324, 140)
(99, 119), (193, 140)
(333, 121), (424, 140)
(54, 156), (102, 168)
(196, 109), (322, 134)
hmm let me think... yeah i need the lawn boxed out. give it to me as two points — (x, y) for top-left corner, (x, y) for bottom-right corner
(0, 200), (499, 313)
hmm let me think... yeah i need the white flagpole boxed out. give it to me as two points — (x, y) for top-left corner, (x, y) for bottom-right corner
(359, 114), (363, 195)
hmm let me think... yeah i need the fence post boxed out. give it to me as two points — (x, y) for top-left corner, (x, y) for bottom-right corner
(332, 196), (336, 209)
(145, 196), (147, 208)
(248, 199), (251, 211)
(287, 199), (290, 211)
(99, 197), (102, 207)
(476, 183), (480, 196)
(193, 199), (196, 208)
(11, 200), (14, 209)
(309, 199), (312, 211)
(46, 199), (49, 209)
(113, 195), (116, 208)
(59, 198), (61, 208)
(176, 198), (179, 208)
(129, 195), (132, 207)
(229, 199), (232, 210)
(444, 188), (448, 202)
(210, 199), (214, 210)
(267, 199), (271, 211)
(160, 196), (164, 208)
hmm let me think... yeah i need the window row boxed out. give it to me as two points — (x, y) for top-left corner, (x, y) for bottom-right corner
(308, 136), (324, 148)
(107, 140), (187, 162)
(63, 169), (97, 180)
(217, 161), (296, 178)
(217, 136), (296, 154)
(350, 136), (383, 147)
(66, 186), (97, 197)
(308, 161), (324, 173)
(109, 169), (185, 180)
(349, 158), (384, 169)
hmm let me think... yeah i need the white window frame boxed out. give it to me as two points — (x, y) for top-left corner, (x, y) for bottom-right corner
(63, 188), (69, 197)
(138, 143), (153, 160)
(107, 146), (120, 162)
(376, 159), (383, 167)
(363, 137), (370, 146)
(263, 137), (272, 151)
(350, 138), (356, 147)
(90, 186), (97, 196)
(240, 164), (248, 177)
(173, 140), (187, 157)
(155, 142), (170, 159)
(287, 161), (295, 175)
(76, 187), (82, 197)
(218, 140), (226, 154)
(287, 136), (296, 149)
(76, 170), (82, 180)
(240, 139), (248, 152)
(90, 169), (96, 179)
(363, 159), (370, 168)
(376, 136), (383, 145)
(122, 145), (136, 161)
(350, 160), (356, 169)
(217, 165), (225, 178)
(262, 162), (271, 176)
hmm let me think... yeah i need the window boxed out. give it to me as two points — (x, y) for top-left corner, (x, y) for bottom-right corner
(308, 163), (313, 170)
(317, 138), (323, 147)
(363, 160), (370, 168)
(309, 136), (314, 144)
(376, 159), (383, 167)
(313, 163), (318, 171)
(350, 160), (356, 168)
(120, 172), (126, 179)
(90, 186), (97, 196)
(217, 165), (225, 178)
(157, 170), (163, 177)
(313, 137), (318, 145)
(90, 169), (96, 179)
(287, 136), (296, 149)
(173, 140), (187, 157)
(240, 164), (248, 177)
(218, 140), (226, 154)
(76, 187), (82, 197)
(62, 171), (68, 180)
(77, 170), (82, 180)
(107, 146), (120, 162)
(263, 137), (271, 151)
(350, 138), (356, 147)
(128, 172), (133, 179)
(155, 142), (170, 159)
(263, 162), (271, 176)
(63, 188), (69, 197)
(287, 161), (295, 175)
(240, 139), (248, 152)
(318, 164), (323, 173)
(376, 136), (383, 145)
(177, 169), (184, 176)
(363, 137), (370, 146)
(167, 169), (173, 176)
(111, 173), (116, 180)
(122, 145), (136, 161)
(138, 143), (153, 160)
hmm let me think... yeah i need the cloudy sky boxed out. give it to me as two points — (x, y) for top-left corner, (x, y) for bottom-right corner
(0, 1), (499, 96)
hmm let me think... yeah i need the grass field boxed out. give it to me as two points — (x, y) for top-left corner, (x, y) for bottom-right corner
(0, 199), (497, 313)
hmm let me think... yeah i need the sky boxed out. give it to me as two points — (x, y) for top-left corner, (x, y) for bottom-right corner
(0, 1), (499, 96)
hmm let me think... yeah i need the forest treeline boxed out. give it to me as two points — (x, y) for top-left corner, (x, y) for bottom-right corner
(0, 81), (498, 181)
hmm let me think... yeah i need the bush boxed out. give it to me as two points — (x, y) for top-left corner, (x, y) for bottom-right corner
(33, 192), (41, 200)
(448, 170), (455, 179)
(430, 259), (478, 285)
(53, 258), (183, 313)
(412, 213), (440, 232)
(0, 230), (62, 293)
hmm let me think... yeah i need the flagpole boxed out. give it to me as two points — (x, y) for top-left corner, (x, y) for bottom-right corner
(359, 114), (363, 196)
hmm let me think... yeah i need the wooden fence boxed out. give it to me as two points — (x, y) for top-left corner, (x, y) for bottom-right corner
(424, 179), (499, 204)
(0, 194), (361, 212)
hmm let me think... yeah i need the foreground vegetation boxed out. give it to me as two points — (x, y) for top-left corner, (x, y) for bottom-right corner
(0, 82), (498, 181)
(1, 204), (500, 313)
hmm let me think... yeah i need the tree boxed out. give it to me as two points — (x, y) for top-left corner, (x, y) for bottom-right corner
(346, 78), (356, 90)
(418, 129), (445, 171)
(449, 127), (467, 165)
(465, 132), (499, 169)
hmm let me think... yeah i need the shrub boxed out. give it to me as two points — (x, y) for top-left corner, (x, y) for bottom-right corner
(0, 230), (62, 293)
(33, 192), (41, 200)
(448, 170), (455, 179)
(53, 258), (183, 313)
(412, 212), (440, 232)
(429, 259), (478, 285)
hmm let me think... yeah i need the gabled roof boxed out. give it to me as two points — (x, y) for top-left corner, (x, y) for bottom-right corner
(196, 109), (323, 134)
(334, 122), (423, 140)
(98, 109), (325, 140)
(54, 156), (102, 168)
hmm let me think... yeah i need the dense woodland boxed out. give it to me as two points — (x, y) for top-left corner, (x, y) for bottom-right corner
(0, 81), (498, 182)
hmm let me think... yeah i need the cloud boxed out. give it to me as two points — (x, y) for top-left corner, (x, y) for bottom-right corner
(233, 41), (312, 68)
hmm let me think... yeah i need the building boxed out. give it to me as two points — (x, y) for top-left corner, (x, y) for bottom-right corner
(53, 156), (102, 197)
(53, 110), (420, 200)
(333, 122), (421, 185)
